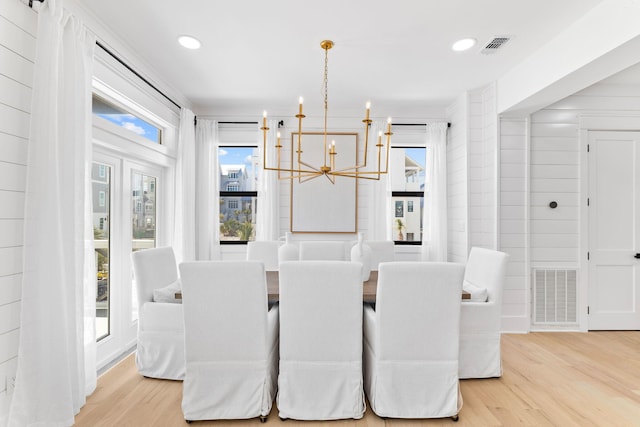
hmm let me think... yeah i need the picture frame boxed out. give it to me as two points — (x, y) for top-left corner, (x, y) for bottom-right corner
(290, 132), (358, 233)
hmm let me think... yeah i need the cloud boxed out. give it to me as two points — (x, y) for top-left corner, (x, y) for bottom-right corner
(122, 121), (146, 135)
(219, 148), (228, 156)
(244, 155), (253, 163)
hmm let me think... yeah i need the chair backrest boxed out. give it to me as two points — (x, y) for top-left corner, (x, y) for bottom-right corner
(365, 241), (395, 270)
(131, 246), (179, 309)
(463, 247), (509, 305)
(247, 241), (280, 271)
(299, 241), (348, 261)
(279, 261), (362, 362)
(179, 261), (268, 362)
(375, 262), (465, 361)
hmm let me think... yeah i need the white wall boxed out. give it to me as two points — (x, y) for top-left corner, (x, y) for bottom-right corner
(446, 93), (468, 263)
(0, 0), (35, 422)
(499, 62), (640, 332)
(468, 84), (498, 251)
(499, 118), (529, 332)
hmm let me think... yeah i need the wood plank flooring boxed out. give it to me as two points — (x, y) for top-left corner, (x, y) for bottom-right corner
(75, 332), (640, 427)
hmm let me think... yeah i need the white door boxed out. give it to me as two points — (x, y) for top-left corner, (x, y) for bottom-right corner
(588, 131), (640, 330)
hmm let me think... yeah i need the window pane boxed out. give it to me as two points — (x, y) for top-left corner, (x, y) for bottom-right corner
(93, 163), (111, 341)
(218, 147), (259, 192)
(390, 147), (425, 191)
(392, 196), (422, 242)
(93, 96), (161, 144)
(131, 172), (157, 248)
(131, 172), (157, 322)
(219, 196), (257, 241)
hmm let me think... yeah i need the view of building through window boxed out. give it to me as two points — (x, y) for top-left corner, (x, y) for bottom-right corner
(219, 146), (259, 242)
(390, 147), (426, 243)
(92, 163), (111, 341)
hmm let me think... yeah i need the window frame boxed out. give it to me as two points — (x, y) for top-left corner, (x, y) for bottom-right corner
(391, 144), (425, 246)
(218, 144), (259, 245)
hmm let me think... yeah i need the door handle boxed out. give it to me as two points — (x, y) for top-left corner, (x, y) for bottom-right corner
(635, 253), (640, 259)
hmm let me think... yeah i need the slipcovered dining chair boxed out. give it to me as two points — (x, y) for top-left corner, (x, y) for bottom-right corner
(247, 240), (280, 271)
(131, 246), (185, 380)
(277, 261), (365, 420)
(298, 241), (348, 261)
(459, 247), (509, 379)
(364, 262), (465, 420)
(365, 240), (395, 270)
(179, 261), (279, 422)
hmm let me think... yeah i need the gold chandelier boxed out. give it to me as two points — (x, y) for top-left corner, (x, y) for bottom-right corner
(261, 40), (392, 183)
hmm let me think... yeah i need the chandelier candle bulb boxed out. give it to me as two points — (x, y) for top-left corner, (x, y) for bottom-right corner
(299, 97), (304, 115)
(365, 102), (371, 120)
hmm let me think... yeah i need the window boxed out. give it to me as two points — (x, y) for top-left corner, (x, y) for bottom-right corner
(390, 146), (425, 244)
(92, 95), (162, 144)
(92, 163), (111, 341)
(219, 146), (258, 243)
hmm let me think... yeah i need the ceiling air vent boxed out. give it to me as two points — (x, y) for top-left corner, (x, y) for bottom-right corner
(480, 36), (511, 54)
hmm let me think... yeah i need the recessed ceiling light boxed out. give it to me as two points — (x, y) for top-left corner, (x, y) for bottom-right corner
(452, 38), (476, 52)
(178, 35), (201, 50)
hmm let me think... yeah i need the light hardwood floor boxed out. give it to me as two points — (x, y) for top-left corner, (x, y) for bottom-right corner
(75, 332), (640, 427)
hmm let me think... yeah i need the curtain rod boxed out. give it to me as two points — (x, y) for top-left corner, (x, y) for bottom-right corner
(95, 40), (182, 110)
(394, 123), (451, 128)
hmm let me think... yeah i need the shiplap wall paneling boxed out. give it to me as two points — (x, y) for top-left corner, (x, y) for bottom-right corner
(499, 118), (529, 331)
(467, 91), (485, 249)
(0, 0), (35, 422)
(481, 84), (497, 250)
(529, 109), (580, 268)
(446, 92), (468, 263)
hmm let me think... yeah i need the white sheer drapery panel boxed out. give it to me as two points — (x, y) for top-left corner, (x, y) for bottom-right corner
(195, 119), (221, 260)
(256, 120), (280, 240)
(421, 122), (448, 261)
(9, 3), (96, 426)
(367, 121), (391, 240)
(173, 108), (196, 262)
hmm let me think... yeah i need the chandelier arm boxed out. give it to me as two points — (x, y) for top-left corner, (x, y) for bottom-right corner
(274, 171), (323, 180)
(328, 171), (382, 180)
(297, 159), (322, 173)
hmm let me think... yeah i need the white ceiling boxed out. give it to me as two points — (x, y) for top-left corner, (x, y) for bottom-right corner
(79, 0), (603, 118)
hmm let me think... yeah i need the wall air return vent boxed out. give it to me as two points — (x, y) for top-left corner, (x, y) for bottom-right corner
(480, 36), (511, 54)
(533, 269), (578, 326)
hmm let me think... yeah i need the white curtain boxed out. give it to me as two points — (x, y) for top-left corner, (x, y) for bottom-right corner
(9, 2), (97, 426)
(421, 122), (448, 261)
(367, 121), (391, 240)
(173, 108), (196, 262)
(256, 120), (280, 240)
(195, 119), (221, 260)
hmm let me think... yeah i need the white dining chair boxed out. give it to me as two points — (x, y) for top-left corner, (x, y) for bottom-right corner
(277, 261), (365, 420)
(179, 261), (279, 423)
(298, 241), (348, 261)
(365, 240), (395, 270)
(131, 246), (185, 380)
(246, 240), (280, 271)
(459, 247), (509, 379)
(364, 262), (465, 420)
